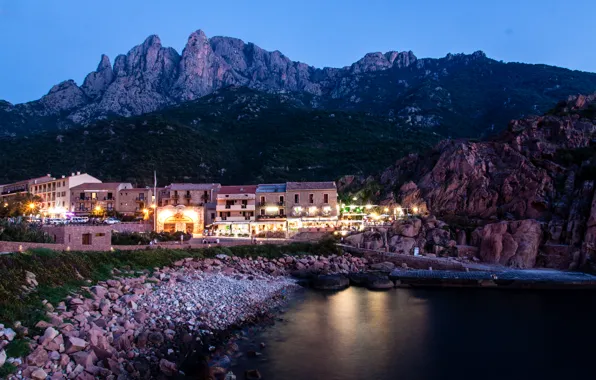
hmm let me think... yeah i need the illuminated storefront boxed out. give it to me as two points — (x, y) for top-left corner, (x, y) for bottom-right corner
(156, 205), (204, 235)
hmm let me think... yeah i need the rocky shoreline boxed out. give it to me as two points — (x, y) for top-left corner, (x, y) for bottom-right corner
(0, 253), (368, 380)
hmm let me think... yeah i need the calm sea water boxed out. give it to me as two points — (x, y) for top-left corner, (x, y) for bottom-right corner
(234, 287), (596, 380)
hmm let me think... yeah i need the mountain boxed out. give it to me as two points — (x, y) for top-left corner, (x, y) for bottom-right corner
(340, 94), (596, 271)
(0, 87), (439, 185)
(3, 29), (596, 137)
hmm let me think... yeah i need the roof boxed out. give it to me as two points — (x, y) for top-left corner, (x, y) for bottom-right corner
(286, 181), (336, 191)
(71, 182), (132, 191)
(169, 183), (221, 191)
(218, 185), (258, 195)
(256, 183), (286, 193)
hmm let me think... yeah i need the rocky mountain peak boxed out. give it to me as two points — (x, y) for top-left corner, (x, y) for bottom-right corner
(350, 50), (417, 74)
(81, 54), (114, 99)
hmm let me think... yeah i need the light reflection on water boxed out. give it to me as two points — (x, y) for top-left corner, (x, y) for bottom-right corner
(234, 287), (596, 380)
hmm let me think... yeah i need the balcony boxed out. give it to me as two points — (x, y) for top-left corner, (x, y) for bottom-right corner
(172, 194), (180, 199)
(215, 216), (255, 222)
(257, 214), (287, 220)
(259, 201), (285, 207)
(219, 204), (255, 211)
(184, 194), (192, 199)
(135, 197), (146, 202)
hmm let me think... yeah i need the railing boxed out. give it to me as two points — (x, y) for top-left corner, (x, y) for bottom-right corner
(259, 201), (285, 207)
(256, 214), (287, 220)
(219, 204), (255, 211)
(135, 197), (146, 202)
(172, 194), (179, 199)
(184, 194), (192, 199)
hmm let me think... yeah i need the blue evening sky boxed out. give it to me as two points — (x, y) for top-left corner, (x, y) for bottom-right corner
(1, 0), (594, 104)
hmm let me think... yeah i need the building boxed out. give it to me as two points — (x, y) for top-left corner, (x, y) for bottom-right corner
(30, 172), (102, 216)
(254, 183), (287, 236)
(214, 185), (257, 236)
(159, 183), (221, 227)
(42, 225), (112, 250)
(0, 175), (55, 204)
(70, 182), (133, 215)
(155, 205), (204, 235)
(286, 181), (339, 232)
(117, 187), (155, 216)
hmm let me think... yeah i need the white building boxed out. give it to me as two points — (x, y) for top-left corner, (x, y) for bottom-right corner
(30, 172), (102, 216)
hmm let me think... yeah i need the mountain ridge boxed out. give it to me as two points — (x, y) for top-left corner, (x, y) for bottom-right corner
(3, 29), (596, 138)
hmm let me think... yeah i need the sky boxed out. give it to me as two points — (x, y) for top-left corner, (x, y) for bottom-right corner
(1, 0), (595, 104)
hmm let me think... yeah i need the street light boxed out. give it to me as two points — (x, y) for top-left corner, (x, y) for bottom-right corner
(28, 203), (35, 210)
(150, 204), (157, 231)
(95, 205), (102, 212)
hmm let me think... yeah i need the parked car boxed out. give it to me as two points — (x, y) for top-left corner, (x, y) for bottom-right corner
(69, 217), (89, 224)
(104, 218), (121, 225)
(46, 218), (66, 225)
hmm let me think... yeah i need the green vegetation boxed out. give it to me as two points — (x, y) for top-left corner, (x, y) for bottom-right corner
(0, 193), (43, 218)
(0, 87), (439, 186)
(0, 239), (339, 326)
(111, 231), (192, 245)
(0, 220), (53, 243)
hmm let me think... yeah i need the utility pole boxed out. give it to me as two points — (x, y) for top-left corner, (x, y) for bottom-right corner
(153, 171), (157, 232)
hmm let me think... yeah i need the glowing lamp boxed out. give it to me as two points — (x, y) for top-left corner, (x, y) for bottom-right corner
(95, 205), (102, 212)
(412, 206), (419, 214)
(29, 203), (35, 210)
(365, 204), (373, 210)
(384, 207), (389, 212)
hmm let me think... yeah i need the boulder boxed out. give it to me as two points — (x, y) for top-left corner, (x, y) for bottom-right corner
(366, 275), (394, 290)
(312, 275), (349, 291)
(388, 235), (416, 254)
(369, 261), (395, 272)
(31, 368), (48, 380)
(159, 358), (177, 376)
(0, 349), (6, 367)
(27, 346), (49, 366)
(347, 272), (369, 286)
(65, 336), (87, 354)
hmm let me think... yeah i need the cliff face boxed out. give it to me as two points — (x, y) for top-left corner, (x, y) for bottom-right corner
(361, 94), (596, 270)
(3, 29), (596, 137)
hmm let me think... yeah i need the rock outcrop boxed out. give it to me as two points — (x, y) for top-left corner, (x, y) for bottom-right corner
(358, 94), (596, 271)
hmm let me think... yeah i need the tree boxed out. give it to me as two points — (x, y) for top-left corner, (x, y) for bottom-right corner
(0, 193), (43, 218)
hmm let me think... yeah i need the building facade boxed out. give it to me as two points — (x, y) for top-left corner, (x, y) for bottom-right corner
(254, 183), (287, 236)
(214, 185), (257, 235)
(31, 172), (102, 216)
(117, 188), (155, 216)
(70, 182), (133, 215)
(159, 183), (221, 227)
(155, 205), (204, 235)
(286, 181), (339, 232)
(0, 175), (55, 204)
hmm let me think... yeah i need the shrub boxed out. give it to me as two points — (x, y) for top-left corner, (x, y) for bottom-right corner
(0, 219), (53, 243)
(111, 232), (151, 245)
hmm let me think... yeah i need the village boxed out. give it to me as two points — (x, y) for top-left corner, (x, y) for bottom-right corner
(0, 172), (420, 247)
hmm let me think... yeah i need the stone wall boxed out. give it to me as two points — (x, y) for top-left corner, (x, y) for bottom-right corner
(111, 223), (153, 233)
(42, 225), (112, 250)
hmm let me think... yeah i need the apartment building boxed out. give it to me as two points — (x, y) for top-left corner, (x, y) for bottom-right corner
(117, 187), (155, 216)
(254, 183), (287, 235)
(0, 175), (55, 204)
(70, 182), (133, 215)
(160, 183), (221, 226)
(214, 185), (257, 235)
(30, 172), (102, 215)
(286, 181), (339, 231)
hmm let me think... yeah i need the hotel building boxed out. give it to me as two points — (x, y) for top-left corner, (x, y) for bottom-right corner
(31, 172), (102, 216)
(254, 183), (287, 236)
(214, 185), (257, 235)
(286, 181), (339, 232)
(159, 183), (221, 226)
(70, 182), (133, 215)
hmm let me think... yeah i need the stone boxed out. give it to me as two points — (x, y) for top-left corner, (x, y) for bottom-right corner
(71, 350), (98, 367)
(148, 332), (164, 346)
(2, 327), (16, 341)
(366, 275), (394, 290)
(312, 275), (349, 290)
(65, 336), (87, 354)
(40, 326), (59, 345)
(0, 349), (6, 367)
(370, 261), (395, 272)
(159, 358), (177, 376)
(31, 368), (48, 380)
(27, 346), (49, 366)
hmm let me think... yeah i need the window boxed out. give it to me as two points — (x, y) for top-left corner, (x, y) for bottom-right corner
(107, 192), (113, 200)
(211, 213), (215, 220)
(294, 194), (299, 203)
(309, 194), (314, 204)
(280, 208), (285, 215)
(62, 191), (66, 197)
(280, 195), (284, 204)
(63, 181), (66, 187)
(57, 182), (61, 188)
(91, 192), (97, 200)
(260, 209), (265, 216)
(82, 233), (92, 245)
(324, 194), (329, 203)
(95, 233), (106, 237)
(260, 196), (265, 204)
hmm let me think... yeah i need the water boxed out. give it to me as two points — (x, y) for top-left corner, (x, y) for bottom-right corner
(234, 287), (596, 380)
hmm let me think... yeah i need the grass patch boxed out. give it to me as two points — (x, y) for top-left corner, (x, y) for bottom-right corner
(0, 362), (17, 377)
(0, 240), (339, 328)
(5, 338), (30, 358)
